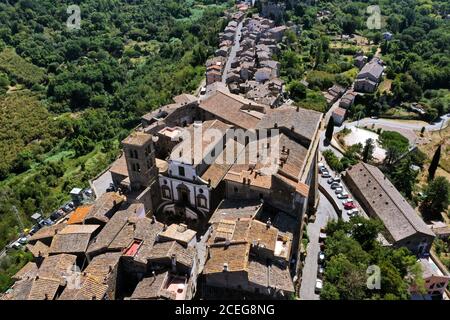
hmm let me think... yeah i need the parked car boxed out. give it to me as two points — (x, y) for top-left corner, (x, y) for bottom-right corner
(344, 202), (356, 210)
(337, 192), (349, 199)
(322, 172), (331, 178)
(342, 199), (354, 205)
(18, 237), (28, 245)
(327, 177), (341, 184)
(61, 202), (75, 213)
(318, 264), (325, 278)
(319, 228), (327, 241)
(29, 225), (41, 235)
(315, 279), (323, 294)
(330, 183), (342, 189)
(83, 188), (94, 197)
(10, 242), (22, 250)
(347, 209), (360, 217)
(335, 187), (343, 194)
(50, 211), (62, 221)
(200, 86), (207, 95)
(318, 251), (325, 263)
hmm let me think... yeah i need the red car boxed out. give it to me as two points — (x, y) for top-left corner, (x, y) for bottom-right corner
(344, 202), (356, 210)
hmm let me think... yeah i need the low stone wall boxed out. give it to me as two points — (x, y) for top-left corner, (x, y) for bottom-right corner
(318, 183), (342, 218)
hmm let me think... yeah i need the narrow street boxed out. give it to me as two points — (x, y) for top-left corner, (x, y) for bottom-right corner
(222, 21), (244, 83)
(299, 192), (338, 300)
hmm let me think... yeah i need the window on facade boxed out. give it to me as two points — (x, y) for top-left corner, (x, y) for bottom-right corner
(136, 163), (141, 173)
(234, 187), (238, 193)
(197, 195), (207, 208)
(178, 166), (185, 177)
(133, 150), (138, 159)
(162, 186), (171, 199)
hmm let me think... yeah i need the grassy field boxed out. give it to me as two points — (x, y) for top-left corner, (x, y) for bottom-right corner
(0, 48), (45, 86)
(417, 126), (450, 186)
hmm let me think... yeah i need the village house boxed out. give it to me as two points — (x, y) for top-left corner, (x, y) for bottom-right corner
(332, 107), (347, 126)
(411, 257), (450, 300)
(201, 216), (294, 299)
(354, 58), (384, 93)
(339, 91), (357, 109)
(344, 163), (435, 255)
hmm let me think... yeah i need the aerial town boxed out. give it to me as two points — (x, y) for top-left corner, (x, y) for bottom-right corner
(0, 0), (449, 302)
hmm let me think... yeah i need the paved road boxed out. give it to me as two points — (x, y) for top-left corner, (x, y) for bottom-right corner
(222, 21), (244, 83)
(345, 114), (449, 132)
(299, 192), (338, 300)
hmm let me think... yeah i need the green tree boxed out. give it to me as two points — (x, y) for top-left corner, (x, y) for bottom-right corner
(287, 80), (307, 101)
(428, 145), (441, 181)
(420, 177), (450, 219)
(389, 157), (418, 199)
(325, 117), (334, 142)
(362, 138), (375, 163)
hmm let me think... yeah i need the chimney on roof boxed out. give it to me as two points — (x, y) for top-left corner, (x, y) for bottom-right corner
(266, 218), (272, 229)
(44, 294), (48, 300)
(208, 178), (211, 186)
(151, 216), (155, 224)
(109, 266), (113, 273)
(243, 177), (247, 184)
(274, 122), (278, 128)
(296, 106), (299, 112)
(223, 263), (229, 272)
(291, 125), (295, 132)
(163, 224), (167, 231)
(287, 148), (290, 155)
(282, 145), (286, 152)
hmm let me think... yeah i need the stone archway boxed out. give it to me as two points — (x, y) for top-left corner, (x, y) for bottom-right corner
(176, 183), (190, 205)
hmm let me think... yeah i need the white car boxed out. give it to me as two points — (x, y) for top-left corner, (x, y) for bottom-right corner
(335, 187), (343, 194)
(322, 172), (331, 178)
(347, 209), (360, 217)
(337, 192), (349, 199)
(318, 251), (325, 263)
(315, 279), (323, 293)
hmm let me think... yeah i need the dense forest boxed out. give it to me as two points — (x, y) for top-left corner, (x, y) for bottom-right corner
(273, 0), (449, 118)
(0, 0), (231, 253)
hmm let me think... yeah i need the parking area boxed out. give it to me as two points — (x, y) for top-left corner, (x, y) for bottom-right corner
(300, 159), (372, 299)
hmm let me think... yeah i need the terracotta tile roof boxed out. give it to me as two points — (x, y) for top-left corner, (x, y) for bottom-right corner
(0, 279), (33, 300)
(248, 259), (294, 294)
(346, 163), (435, 242)
(248, 220), (278, 252)
(225, 133), (309, 195)
(256, 104), (322, 143)
(74, 277), (109, 300)
(67, 205), (93, 224)
(200, 139), (245, 188)
(84, 192), (125, 224)
(129, 272), (173, 300)
(28, 278), (60, 300)
(149, 241), (195, 269)
(199, 90), (268, 130)
(83, 252), (121, 283)
(13, 262), (38, 281)
(26, 240), (50, 258)
(28, 224), (65, 243)
(209, 199), (262, 224)
(170, 120), (231, 166)
(333, 107), (347, 117)
(48, 224), (99, 255)
(203, 243), (250, 274)
(158, 224), (196, 246)
(86, 204), (139, 255)
(122, 131), (152, 146)
(38, 254), (77, 284)
(49, 233), (93, 255)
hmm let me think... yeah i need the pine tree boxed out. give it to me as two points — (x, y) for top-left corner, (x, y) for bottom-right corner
(428, 145), (441, 181)
(325, 117), (334, 142)
(362, 138), (375, 163)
